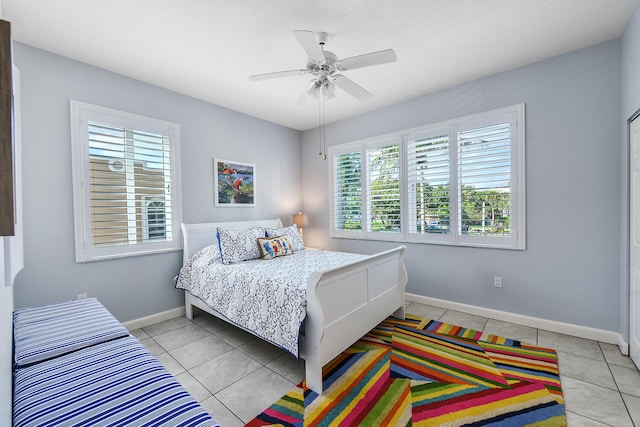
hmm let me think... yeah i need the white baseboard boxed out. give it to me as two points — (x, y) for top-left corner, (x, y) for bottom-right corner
(122, 295), (629, 355)
(618, 336), (630, 356)
(122, 306), (185, 331)
(405, 293), (623, 347)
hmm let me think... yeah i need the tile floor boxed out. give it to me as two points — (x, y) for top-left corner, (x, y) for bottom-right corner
(130, 302), (640, 426)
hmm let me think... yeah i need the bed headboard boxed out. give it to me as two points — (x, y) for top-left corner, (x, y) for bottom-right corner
(180, 218), (283, 263)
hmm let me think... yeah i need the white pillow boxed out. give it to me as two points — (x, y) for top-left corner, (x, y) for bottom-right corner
(217, 227), (265, 264)
(265, 224), (304, 251)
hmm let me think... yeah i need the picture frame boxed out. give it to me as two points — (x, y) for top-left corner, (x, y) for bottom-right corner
(214, 158), (256, 207)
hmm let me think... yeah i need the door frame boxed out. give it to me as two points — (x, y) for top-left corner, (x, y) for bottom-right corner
(629, 107), (640, 368)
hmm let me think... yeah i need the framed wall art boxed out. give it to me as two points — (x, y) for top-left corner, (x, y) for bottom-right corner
(214, 159), (255, 207)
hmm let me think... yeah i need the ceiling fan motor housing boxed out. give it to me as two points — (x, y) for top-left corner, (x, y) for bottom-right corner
(315, 32), (330, 45)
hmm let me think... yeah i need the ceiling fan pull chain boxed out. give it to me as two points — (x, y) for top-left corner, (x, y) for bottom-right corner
(322, 96), (327, 160)
(318, 94), (327, 160)
(318, 95), (323, 157)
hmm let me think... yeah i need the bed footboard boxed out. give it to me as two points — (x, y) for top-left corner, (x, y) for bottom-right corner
(302, 245), (407, 394)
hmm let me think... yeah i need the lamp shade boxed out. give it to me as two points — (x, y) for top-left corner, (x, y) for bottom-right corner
(293, 212), (308, 228)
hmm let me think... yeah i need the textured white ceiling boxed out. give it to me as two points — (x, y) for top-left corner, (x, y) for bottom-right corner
(1, 0), (638, 130)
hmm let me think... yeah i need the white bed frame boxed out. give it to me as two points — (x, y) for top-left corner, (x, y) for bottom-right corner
(180, 219), (407, 394)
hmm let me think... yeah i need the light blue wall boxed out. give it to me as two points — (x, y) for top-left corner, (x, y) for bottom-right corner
(11, 43), (302, 322)
(302, 40), (622, 332)
(621, 5), (640, 340)
(8, 30), (634, 335)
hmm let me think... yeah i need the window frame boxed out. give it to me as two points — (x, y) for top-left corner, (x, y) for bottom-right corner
(329, 135), (403, 241)
(329, 104), (525, 250)
(70, 100), (183, 262)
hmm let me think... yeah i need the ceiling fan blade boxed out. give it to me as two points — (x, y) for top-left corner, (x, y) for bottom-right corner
(293, 30), (325, 63)
(333, 75), (372, 101)
(337, 49), (397, 71)
(249, 69), (307, 82)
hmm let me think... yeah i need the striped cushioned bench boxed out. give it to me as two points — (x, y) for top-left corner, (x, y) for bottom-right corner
(13, 298), (130, 368)
(12, 299), (219, 427)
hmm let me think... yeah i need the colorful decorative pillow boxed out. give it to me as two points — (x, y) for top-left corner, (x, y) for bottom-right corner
(217, 226), (265, 264)
(265, 224), (304, 251)
(258, 236), (294, 260)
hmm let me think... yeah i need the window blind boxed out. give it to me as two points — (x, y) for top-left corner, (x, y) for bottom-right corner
(333, 151), (362, 231)
(407, 133), (450, 235)
(366, 142), (400, 233)
(87, 122), (173, 247)
(458, 122), (512, 237)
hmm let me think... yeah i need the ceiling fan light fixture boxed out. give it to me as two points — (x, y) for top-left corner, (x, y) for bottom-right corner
(306, 80), (320, 100)
(306, 78), (335, 100)
(321, 79), (335, 99)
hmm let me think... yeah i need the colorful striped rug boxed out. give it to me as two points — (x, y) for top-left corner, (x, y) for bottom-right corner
(246, 314), (566, 426)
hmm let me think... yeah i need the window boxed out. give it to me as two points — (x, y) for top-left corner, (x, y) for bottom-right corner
(143, 198), (166, 241)
(333, 149), (362, 232)
(70, 101), (182, 262)
(329, 104), (525, 249)
(331, 137), (402, 240)
(367, 139), (401, 235)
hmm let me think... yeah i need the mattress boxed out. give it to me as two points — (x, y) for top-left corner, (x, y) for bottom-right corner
(13, 335), (219, 427)
(176, 245), (368, 356)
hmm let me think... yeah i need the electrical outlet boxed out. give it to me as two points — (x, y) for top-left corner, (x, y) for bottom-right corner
(493, 277), (502, 288)
(77, 293), (87, 300)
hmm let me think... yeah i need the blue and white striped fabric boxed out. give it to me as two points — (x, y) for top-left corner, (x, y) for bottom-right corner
(13, 298), (130, 368)
(13, 335), (219, 427)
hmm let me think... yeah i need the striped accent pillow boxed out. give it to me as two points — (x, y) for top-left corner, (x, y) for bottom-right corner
(13, 298), (129, 368)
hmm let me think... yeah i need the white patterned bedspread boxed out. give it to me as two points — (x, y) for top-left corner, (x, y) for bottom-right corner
(176, 247), (368, 357)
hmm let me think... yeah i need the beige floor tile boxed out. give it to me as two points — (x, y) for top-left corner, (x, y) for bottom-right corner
(622, 393), (640, 426)
(190, 349), (262, 395)
(199, 396), (244, 427)
(139, 337), (165, 356)
(561, 375), (633, 427)
(599, 342), (637, 369)
(267, 353), (306, 385)
(215, 367), (295, 423)
(538, 330), (604, 361)
(142, 316), (194, 337)
(564, 411), (611, 426)
(169, 335), (234, 370)
(215, 325), (259, 347)
(175, 371), (213, 402)
(129, 328), (150, 340)
(405, 302), (446, 320)
(439, 309), (487, 331)
(155, 352), (185, 377)
(482, 319), (538, 344)
(192, 311), (234, 334)
(153, 323), (210, 351)
(610, 364), (640, 397)
(557, 350), (617, 389)
(238, 337), (287, 364)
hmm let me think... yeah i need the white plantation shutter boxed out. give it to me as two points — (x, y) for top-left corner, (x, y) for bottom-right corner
(71, 101), (182, 262)
(458, 122), (512, 236)
(329, 104), (524, 249)
(456, 107), (523, 249)
(366, 139), (401, 235)
(332, 149), (363, 232)
(407, 129), (451, 241)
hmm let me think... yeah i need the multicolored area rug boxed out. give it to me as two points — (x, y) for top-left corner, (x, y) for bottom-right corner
(246, 314), (566, 426)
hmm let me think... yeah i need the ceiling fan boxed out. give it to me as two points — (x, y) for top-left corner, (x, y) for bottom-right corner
(249, 30), (397, 101)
